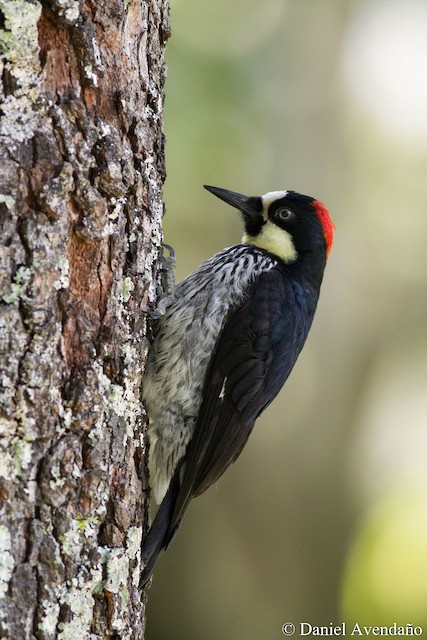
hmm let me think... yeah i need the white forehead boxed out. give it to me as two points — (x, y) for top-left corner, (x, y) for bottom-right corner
(261, 191), (288, 210)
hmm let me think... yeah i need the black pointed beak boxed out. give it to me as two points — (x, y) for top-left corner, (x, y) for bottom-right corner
(204, 185), (262, 221)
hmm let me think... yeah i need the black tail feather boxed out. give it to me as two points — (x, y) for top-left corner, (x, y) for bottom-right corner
(141, 466), (182, 587)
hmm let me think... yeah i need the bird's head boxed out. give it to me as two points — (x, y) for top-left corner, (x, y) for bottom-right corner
(204, 185), (334, 264)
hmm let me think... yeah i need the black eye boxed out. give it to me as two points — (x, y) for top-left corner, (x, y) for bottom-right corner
(275, 207), (294, 222)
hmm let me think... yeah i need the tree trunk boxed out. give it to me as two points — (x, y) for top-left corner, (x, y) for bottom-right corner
(0, 0), (169, 637)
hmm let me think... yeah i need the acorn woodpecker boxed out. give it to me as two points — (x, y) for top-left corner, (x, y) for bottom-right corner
(141, 185), (334, 585)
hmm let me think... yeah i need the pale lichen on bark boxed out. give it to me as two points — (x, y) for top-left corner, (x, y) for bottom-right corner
(0, 0), (170, 637)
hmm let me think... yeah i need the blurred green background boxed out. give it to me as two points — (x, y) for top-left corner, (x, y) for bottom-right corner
(146, 0), (427, 637)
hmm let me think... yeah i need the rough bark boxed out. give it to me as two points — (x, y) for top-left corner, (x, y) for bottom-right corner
(0, 0), (170, 637)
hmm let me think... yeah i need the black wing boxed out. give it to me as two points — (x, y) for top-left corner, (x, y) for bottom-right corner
(166, 266), (315, 541)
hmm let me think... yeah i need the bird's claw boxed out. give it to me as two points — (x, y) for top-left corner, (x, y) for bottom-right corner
(149, 243), (177, 320)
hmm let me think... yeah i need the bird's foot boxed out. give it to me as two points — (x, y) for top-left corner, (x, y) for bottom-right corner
(148, 244), (176, 320)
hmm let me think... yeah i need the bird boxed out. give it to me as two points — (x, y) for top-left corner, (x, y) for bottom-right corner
(141, 185), (334, 586)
